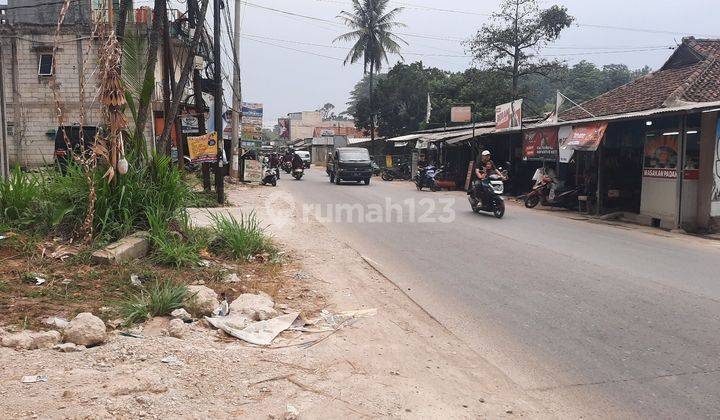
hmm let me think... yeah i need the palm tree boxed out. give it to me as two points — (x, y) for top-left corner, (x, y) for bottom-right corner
(335, 0), (406, 141)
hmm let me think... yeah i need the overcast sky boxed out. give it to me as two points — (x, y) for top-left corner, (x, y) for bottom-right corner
(227, 0), (719, 127)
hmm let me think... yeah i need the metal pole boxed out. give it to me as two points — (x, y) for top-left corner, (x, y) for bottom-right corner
(230, 0), (242, 178)
(0, 43), (8, 179)
(213, 0), (224, 203)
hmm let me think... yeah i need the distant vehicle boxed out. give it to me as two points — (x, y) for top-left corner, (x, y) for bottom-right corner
(296, 151), (311, 168)
(328, 147), (372, 185)
(381, 162), (411, 181)
(415, 165), (440, 191)
(53, 125), (99, 172)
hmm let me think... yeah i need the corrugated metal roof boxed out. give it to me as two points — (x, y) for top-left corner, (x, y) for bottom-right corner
(385, 134), (423, 142)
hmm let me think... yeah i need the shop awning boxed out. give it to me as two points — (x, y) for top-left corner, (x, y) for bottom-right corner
(563, 122), (608, 152)
(386, 134), (422, 142)
(445, 127), (496, 145)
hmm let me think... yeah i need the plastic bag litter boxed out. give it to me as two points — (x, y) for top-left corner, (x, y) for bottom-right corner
(21, 375), (48, 383)
(206, 312), (299, 346)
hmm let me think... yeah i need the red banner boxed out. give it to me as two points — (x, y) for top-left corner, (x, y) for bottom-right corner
(565, 122), (608, 151)
(523, 127), (559, 160)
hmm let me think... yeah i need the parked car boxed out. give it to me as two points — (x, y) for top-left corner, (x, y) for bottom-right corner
(296, 150), (311, 168)
(328, 147), (373, 185)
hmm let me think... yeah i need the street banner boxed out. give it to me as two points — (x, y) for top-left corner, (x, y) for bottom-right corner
(451, 106), (472, 123)
(242, 116), (262, 126)
(241, 102), (263, 118)
(242, 124), (262, 140)
(523, 127), (559, 160)
(643, 133), (678, 179)
(565, 122), (608, 151)
(495, 99), (523, 130)
(243, 159), (263, 183)
(278, 118), (290, 139)
(712, 118), (720, 216)
(187, 132), (218, 163)
(180, 115), (199, 134)
(558, 126), (574, 163)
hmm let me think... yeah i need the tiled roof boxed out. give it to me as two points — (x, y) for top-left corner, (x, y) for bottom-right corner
(560, 38), (720, 122)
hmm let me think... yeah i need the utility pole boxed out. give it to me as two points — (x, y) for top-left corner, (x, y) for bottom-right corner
(188, 0), (210, 190)
(213, 0), (224, 203)
(159, 0), (172, 156)
(229, 0), (242, 179)
(0, 43), (8, 180)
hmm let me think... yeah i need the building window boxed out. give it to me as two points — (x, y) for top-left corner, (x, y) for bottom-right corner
(38, 54), (53, 76)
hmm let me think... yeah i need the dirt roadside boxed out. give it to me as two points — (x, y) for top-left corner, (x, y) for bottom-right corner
(0, 183), (544, 419)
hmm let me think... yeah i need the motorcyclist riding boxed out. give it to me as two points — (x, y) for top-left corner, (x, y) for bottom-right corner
(471, 150), (506, 205)
(291, 152), (304, 170)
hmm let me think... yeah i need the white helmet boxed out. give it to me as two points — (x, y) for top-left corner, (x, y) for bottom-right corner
(481, 150), (491, 156)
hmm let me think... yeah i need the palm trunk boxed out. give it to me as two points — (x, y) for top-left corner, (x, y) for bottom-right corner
(133, 0), (163, 155)
(369, 60), (375, 142)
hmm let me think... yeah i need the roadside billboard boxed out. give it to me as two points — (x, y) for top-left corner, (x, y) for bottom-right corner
(565, 122), (608, 152)
(278, 118), (290, 139)
(523, 127), (559, 160)
(180, 115), (199, 134)
(187, 132), (218, 163)
(241, 102), (263, 118)
(495, 99), (523, 130)
(451, 106), (472, 123)
(643, 133), (678, 179)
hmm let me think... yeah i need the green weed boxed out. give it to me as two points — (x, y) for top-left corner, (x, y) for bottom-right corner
(119, 279), (193, 324)
(208, 212), (276, 260)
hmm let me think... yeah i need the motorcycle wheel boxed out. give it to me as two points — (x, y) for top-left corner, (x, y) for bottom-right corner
(416, 181), (422, 191)
(334, 175), (341, 185)
(430, 183), (439, 192)
(381, 171), (392, 181)
(329, 173), (335, 183)
(271, 178), (277, 187)
(494, 200), (505, 219)
(525, 194), (540, 208)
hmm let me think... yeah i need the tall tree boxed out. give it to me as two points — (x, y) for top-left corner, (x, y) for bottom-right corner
(467, 0), (573, 99)
(335, 0), (406, 142)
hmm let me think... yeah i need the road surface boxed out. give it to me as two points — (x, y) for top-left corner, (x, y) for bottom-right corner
(274, 168), (720, 418)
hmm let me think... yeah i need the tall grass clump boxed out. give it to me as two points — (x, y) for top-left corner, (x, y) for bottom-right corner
(146, 204), (204, 267)
(0, 166), (43, 225)
(0, 153), (193, 242)
(208, 212), (276, 260)
(119, 279), (193, 324)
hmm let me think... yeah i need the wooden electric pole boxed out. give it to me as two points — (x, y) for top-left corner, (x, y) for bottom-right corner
(229, 0), (241, 179)
(213, 0), (224, 203)
(0, 43), (8, 180)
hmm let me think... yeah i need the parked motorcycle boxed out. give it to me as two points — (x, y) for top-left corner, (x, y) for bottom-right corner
(415, 165), (440, 191)
(468, 171), (507, 219)
(524, 175), (581, 209)
(260, 160), (278, 187)
(381, 162), (411, 181)
(292, 167), (304, 180)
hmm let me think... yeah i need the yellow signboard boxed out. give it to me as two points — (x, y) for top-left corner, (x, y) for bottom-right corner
(187, 132), (218, 163)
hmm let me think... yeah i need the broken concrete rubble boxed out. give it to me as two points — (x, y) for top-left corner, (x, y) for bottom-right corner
(229, 292), (278, 321)
(167, 319), (186, 339)
(170, 308), (192, 322)
(91, 231), (150, 264)
(63, 313), (107, 347)
(53, 343), (86, 352)
(187, 285), (220, 316)
(0, 330), (61, 350)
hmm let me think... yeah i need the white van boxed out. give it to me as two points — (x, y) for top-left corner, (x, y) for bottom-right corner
(296, 151), (311, 168)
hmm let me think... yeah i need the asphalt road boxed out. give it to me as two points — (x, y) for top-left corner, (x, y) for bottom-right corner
(276, 167), (720, 418)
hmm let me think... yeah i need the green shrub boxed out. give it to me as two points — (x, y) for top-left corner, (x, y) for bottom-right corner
(119, 279), (193, 324)
(0, 166), (42, 224)
(208, 212), (276, 260)
(145, 204), (203, 268)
